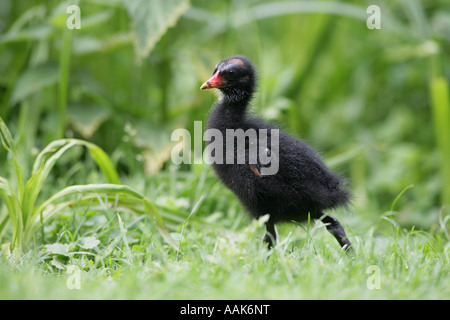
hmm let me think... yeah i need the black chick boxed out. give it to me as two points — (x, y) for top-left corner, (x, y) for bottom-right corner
(201, 55), (352, 251)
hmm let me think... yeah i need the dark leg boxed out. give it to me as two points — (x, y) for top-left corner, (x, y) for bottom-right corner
(321, 214), (352, 252)
(263, 221), (276, 249)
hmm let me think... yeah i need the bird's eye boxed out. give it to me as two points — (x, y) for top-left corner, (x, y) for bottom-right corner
(224, 69), (237, 78)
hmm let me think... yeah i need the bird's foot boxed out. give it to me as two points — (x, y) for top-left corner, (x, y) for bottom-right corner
(263, 233), (274, 250)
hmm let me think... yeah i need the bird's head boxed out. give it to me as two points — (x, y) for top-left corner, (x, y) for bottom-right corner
(201, 55), (256, 102)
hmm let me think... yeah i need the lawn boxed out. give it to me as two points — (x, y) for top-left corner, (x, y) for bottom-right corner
(0, 0), (449, 300)
(1, 165), (449, 300)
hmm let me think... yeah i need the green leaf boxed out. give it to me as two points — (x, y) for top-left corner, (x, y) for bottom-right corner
(143, 198), (176, 249)
(0, 25), (52, 44)
(44, 243), (70, 256)
(26, 183), (175, 249)
(123, 0), (190, 61)
(36, 184), (143, 215)
(50, 257), (66, 270)
(0, 5), (51, 44)
(22, 140), (78, 226)
(78, 236), (101, 249)
(0, 177), (22, 239)
(0, 116), (24, 199)
(68, 104), (111, 138)
(22, 139), (120, 228)
(58, 24), (73, 138)
(84, 142), (120, 184)
(10, 63), (59, 105)
(117, 213), (132, 260)
(72, 33), (133, 55)
(430, 76), (450, 205)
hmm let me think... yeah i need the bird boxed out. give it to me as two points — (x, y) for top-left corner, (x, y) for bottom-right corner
(200, 55), (352, 252)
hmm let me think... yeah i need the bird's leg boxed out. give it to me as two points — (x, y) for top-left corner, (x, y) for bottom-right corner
(321, 214), (352, 252)
(263, 221), (276, 249)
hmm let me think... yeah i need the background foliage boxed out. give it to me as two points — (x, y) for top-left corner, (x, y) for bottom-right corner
(0, 0), (449, 299)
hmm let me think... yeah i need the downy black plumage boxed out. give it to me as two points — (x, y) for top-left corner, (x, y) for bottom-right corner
(201, 55), (352, 251)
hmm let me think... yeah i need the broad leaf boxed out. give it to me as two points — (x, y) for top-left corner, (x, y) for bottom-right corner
(78, 236), (101, 249)
(44, 243), (70, 256)
(68, 104), (111, 138)
(10, 63), (59, 105)
(123, 0), (190, 61)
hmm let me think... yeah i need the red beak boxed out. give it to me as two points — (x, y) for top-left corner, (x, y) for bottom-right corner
(200, 71), (225, 90)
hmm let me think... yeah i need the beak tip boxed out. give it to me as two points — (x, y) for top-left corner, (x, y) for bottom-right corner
(200, 82), (210, 90)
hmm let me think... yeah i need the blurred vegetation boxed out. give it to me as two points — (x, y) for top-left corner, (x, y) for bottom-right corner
(0, 0), (449, 245)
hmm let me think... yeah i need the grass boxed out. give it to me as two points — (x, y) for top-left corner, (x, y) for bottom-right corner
(0, 116), (174, 255)
(1, 0), (449, 300)
(0, 164), (449, 300)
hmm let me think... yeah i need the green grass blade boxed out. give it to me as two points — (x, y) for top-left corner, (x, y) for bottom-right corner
(0, 116), (24, 200)
(84, 141), (121, 184)
(143, 198), (177, 249)
(26, 184), (174, 248)
(430, 76), (450, 205)
(247, 1), (367, 23)
(23, 139), (120, 226)
(0, 177), (22, 250)
(31, 139), (68, 175)
(58, 25), (73, 138)
(390, 184), (415, 212)
(39, 184), (144, 206)
(32, 139), (120, 184)
(21, 140), (77, 225)
(117, 213), (133, 262)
